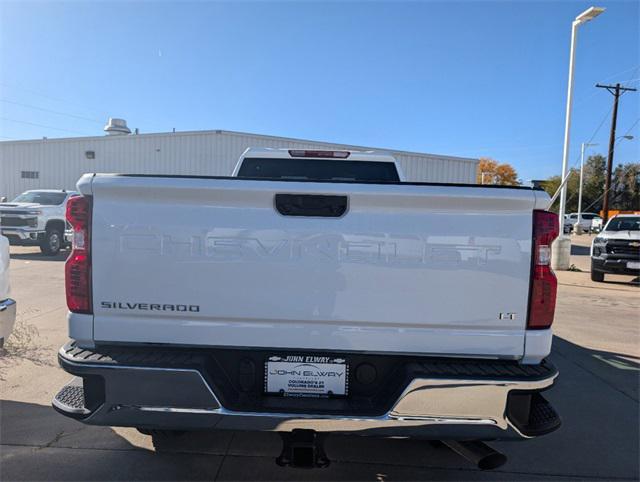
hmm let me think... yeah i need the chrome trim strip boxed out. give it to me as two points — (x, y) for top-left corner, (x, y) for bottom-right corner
(0, 214), (38, 219)
(134, 406), (221, 414)
(0, 228), (42, 232)
(127, 404), (498, 426)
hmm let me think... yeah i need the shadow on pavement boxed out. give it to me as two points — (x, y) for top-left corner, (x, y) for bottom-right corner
(601, 276), (640, 287)
(0, 400), (223, 481)
(551, 336), (639, 400)
(9, 250), (69, 262)
(1, 336), (638, 481)
(492, 336), (639, 480)
(586, 272), (640, 287)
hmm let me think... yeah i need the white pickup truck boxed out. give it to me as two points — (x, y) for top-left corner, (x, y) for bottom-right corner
(1, 234), (17, 348)
(0, 190), (77, 255)
(53, 148), (561, 469)
(590, 214), (640, 282)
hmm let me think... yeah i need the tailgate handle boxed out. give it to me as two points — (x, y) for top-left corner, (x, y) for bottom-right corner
(275, 194), (348, 217)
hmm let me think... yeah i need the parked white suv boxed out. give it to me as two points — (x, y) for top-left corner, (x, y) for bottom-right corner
(0, 234), (16, 348)
(0, 190), (77, 255)
(563, 212), (602, 234)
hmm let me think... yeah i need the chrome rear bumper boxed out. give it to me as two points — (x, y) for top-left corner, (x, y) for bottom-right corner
(54, 341), (560, 440)
(1, 228), (44, 242)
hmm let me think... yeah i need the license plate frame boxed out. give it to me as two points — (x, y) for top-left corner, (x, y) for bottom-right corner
(265, 354), (348, 398)
(627, 261), (640, 270)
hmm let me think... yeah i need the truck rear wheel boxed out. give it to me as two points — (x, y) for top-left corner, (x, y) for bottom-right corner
(40, 228), (62, 256)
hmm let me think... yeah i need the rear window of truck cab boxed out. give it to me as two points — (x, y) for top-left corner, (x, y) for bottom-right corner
(237, 157), (400, 182)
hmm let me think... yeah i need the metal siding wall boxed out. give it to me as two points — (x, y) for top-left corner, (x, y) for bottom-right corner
(1, 132), (477, 199)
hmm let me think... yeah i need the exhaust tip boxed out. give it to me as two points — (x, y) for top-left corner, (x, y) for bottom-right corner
(442, 440), (507, 471)
(477, 452), (507, 471)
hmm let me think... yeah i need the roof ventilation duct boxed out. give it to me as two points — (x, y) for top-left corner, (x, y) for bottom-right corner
(103, 118), (131, 136)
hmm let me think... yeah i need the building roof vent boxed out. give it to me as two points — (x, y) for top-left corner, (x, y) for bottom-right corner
(104, 118), (131, 136)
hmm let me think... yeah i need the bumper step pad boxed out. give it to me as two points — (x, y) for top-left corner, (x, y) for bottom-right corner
(52, 378), (90, 418)
(525, 393), (561, 436)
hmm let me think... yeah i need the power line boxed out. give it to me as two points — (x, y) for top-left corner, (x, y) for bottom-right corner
(0, 117), (94, 135)
(595, 65), (640, 85)
(0, 99), (103, 124)
(615, 117), (640, 140)
(582, 163), (638, 213)
(567, 117), (640, 211)
(461, 98), (616, 161)
(547, 102), (616, 208)
(576, 104), (614, 148)
(574, 65), (640, 109)
(616, 77), (640, 84)
(565, 102), (614, 171)
(0, 82), (166, 133)
(561, 118), (639, 208)
(549, 86), (637, 206)
(0, 81), (109, 118)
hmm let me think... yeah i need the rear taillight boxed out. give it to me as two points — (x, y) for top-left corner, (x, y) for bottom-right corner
(65, 196), (92, 314)
(288, 150), (350, 159)
(527, 210), (559, 329)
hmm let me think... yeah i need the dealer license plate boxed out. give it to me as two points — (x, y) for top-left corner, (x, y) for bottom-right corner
(265, 354), (348, 397)
(627, 261), (640, 270)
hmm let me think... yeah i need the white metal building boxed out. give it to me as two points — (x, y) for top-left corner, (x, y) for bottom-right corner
(0, 128), (478, 200)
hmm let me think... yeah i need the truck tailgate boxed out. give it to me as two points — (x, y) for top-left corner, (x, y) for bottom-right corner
(88, 175), (538, 359)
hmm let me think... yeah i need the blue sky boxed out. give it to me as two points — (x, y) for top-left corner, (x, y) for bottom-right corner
(1, 1), (638, 181)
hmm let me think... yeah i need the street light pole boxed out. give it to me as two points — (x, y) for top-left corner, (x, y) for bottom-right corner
(577, 143), (586, 222)
(575, 142), (598, 234)
(558, 19), (579, 234)
(553, 6), (605, 270)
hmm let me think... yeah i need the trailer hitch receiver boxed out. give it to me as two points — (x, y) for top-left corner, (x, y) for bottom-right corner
(276, 429), (330, 469)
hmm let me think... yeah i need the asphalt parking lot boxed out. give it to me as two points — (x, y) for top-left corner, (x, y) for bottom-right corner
(1, 234), (638, 481)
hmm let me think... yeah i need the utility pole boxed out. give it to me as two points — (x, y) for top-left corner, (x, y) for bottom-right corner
(596, 83), (637, 223)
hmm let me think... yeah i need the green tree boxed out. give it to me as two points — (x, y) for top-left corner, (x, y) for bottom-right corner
(543, 154), (639, 214)
(540, 176), (561, 211)
(541, 168), (580, 214)
(611, 162), (639, 211)
(581, 154), (606, 212)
